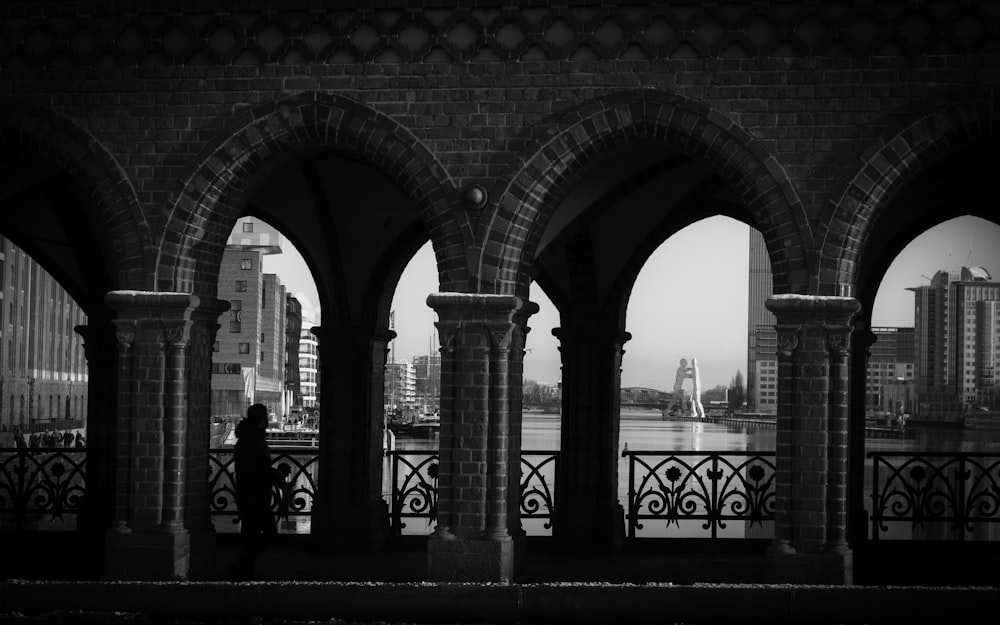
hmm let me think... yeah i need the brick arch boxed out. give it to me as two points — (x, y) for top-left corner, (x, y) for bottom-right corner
(483, 88), (811, 297)
(159, 91), (460, 296)
(0, 97), (154, 293)
(821, 90), (997, 297)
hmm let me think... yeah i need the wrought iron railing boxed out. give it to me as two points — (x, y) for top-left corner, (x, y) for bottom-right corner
(384, 450), (558, 535)
(7, 446), (998, 543)
(0, 448), (87, 531)
(622, 450), (776, 539)
(520, 451), (558, 532)
(868, 452), (1000, 541)
(207, 447), (318, 532)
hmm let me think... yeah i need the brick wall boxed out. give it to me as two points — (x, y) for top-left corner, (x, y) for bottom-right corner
(2, 53), (996, 296)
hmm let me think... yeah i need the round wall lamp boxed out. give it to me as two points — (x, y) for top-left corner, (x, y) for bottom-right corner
(463, 183), (488, 209)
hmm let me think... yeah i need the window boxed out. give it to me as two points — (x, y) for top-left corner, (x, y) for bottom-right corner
(242, 222), (253, 233)
(239, 343), (250, 354)
(241, 258), (253, 270)
(235, 280), (247, 292)
(230, 300), (242, 333)
(261, 333), (265, 343)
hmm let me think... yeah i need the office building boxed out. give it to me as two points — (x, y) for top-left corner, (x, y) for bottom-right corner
(909, 267), (1000, 421)
(865, 327), (915, 419)
(285, 295), (303, 410)
(747, 228), (777, 414)
(299, 316), (319, 411)
(0, 236), (88, 434)
(211, 218), (287, 422)
(385, 361), (416, 412)
(412, 353), (441, 410)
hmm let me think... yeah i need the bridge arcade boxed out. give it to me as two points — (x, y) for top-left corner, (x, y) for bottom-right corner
(0, 0), (998, 585)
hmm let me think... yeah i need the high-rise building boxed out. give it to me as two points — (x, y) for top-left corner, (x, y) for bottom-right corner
(211, 218), (287, 422)
(298, 316), (318, 411)
(908, 267), (1000, 421)
(284, 295), (302, 409)
(747, 228), (777, 414)
(0, 236), (88, 434)
(865, 328), (915, 419)
(412, 353), (441, 410)
(385, 361), (416, 411)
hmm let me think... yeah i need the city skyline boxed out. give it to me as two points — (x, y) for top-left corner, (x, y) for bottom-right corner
(263, 215), (1000, 390)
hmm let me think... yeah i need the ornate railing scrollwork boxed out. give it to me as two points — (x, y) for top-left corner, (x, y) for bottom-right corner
(622, 450), (776, 539)
(0, 448), (87, 530)
(384, 450), (558, 535)
(207, 447), (317, 531)
(519, 451), (557, 530)
(869, 452), (1000, 541)
(386, 451), (440, 535)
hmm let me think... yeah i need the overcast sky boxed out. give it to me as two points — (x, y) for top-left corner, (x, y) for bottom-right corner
(263, 215), (1000, 391)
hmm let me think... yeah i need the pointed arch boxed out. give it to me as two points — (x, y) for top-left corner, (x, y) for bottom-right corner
(0, 97), (153, 295)
(159, 91), (461, 296)
(821, 89), (998, 297)
(480, 88), (810, 297)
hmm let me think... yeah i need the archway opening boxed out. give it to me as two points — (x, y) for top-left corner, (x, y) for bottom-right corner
(0, 233), (89, 532)
(209, 215), (322, 535)
(861, 215), (1000, 543)
(618, 216), (775, 539)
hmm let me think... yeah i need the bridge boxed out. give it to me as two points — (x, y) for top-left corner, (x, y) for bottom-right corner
(0, 0), (996, 590)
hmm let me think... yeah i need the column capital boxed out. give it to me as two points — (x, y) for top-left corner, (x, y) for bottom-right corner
(105, 291), (230, 324)
(161, 320), (191, 346)
(765, 295), (861, 326)
(824, 324), (853, 356)
(111, 319), (136, 349)
(426, 293), (538, 323)
(775, 324), (801, 358)
(484, 322), (514, 352)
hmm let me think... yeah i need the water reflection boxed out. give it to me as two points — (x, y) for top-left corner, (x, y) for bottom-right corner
(385, 408), (1000, 540)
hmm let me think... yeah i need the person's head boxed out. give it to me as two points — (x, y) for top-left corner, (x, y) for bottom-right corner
(679, 358), (688, 367)
(247, 403), (268, 429)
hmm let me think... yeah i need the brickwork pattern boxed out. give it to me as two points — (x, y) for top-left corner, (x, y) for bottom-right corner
(2, 55), (994, 296)
(2, 0), (999, 583)
(429, 293), (528, 540)
(820, 91), (998, 296)
(1, 2), (996, 68)
(767, 295), (860, 554)
(0, 97), (153, 291)
(163, 90), (455, 295)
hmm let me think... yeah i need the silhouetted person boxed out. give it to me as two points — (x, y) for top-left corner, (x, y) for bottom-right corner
(232, 403), (279, 580)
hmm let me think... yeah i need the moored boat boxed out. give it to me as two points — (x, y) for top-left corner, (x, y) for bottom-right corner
(964, 410), (1000, 430)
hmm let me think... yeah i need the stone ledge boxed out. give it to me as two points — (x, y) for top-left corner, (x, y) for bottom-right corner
(2, 581), (996, 624)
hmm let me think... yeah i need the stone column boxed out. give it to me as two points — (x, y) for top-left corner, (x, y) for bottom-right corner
(102, 291), (229, 580)
(74, 318), (117, 538)
(764, 295), (860, 585)
(309, 324), (391, 553)
(848, 324), (876, 545)
(426, 293), (533, 582)
(552, 318), (630, 555)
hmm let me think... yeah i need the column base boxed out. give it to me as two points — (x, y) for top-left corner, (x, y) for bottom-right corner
(554, 502), (625, 556)
(765, 549), (853, 585)
(103, 529), (208, 580)
(311, 498), (390, 554)
(427, 534), (524, 583)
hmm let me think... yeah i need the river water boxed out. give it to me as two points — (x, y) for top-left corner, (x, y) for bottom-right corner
(392, 407), (1000, 454)
(387, 408), (1000, 539)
